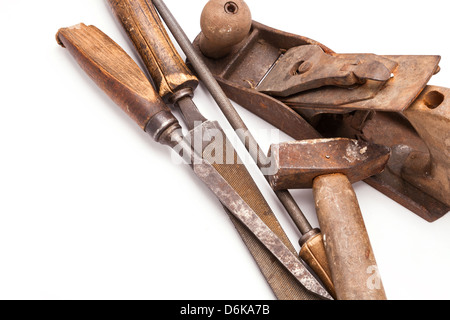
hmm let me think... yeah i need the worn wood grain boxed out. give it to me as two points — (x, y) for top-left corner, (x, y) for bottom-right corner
(108, 0), (198, 101)
(313, 173), (387, 300)
(56, 23), (171, 130)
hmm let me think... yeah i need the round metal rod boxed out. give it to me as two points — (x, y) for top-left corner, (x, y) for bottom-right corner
(152, 0), (313, 235)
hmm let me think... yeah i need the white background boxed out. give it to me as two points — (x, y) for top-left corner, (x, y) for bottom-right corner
(0, 0), (449, 300)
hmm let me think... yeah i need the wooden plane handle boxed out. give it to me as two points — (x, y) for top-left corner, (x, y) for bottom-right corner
(108, 0), (198, 101)
(56, 23), (177, 138)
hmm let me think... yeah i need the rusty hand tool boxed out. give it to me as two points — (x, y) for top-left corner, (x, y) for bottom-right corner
(56, 22), (331, 300)
(108, 0), (334, 299)
(140, 0), (338, 297)
(191, 2), (449, 223)
(401, 87), (450, 211)
(269, 138), (390, 300)
(257, 45), (392, 97)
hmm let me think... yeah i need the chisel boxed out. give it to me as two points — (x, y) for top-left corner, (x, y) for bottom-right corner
(115, 0), (334, 296)
(56, 23), (332, 300)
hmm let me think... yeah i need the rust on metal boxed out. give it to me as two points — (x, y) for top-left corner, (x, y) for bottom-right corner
(257, 45), (393, 97)
(284, 55), (440, 112)
(268, 138), (390, 190)
(402, 86), (450, 208)
(193, 144), (332, 300)
(191, 21), (449, 222)
(267, 136), (390, 300)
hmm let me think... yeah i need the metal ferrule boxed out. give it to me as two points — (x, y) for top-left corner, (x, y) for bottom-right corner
(299, 228), (321, 247)
(168, 87), (194, 105)
(159, 123), (185, 149)
(145, 111), (180, 144)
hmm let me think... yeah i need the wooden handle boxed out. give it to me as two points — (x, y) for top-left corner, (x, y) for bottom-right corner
(108, 0), (198, 100)
(299, 231), (336, 299)
(199, 0), (252, 59)
(56, 23), (177, 138)
(313, 173), (387, 300)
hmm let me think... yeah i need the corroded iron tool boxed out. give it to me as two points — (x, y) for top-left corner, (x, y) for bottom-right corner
(269, 138), (390, 300)
(141, 0), (336, 297)
(192, 0), (449, 223)
(56, 23), (331, 300)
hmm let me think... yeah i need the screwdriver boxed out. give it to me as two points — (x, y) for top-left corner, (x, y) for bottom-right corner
(108, 0), (335, 297)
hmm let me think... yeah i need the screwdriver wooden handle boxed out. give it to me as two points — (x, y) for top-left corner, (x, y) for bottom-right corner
(299, 231), (336, 299)
(56, 23), (178, 140)
(108, 0), (199, 101)
(313, 173), (387, 300)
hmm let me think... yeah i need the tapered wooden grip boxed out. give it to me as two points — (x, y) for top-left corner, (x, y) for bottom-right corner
(56, 23), (173, 132)
(299, 233), (336, 299)
(108, 0), (198, 100)
(313, 173), (387, 300)
(199, 0), (252, 59)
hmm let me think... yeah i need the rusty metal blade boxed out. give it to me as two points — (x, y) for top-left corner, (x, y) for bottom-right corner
(285, 55), (441, 112)
(225, 213), (324, 300)
(189, 21), (448, 222)
(109, 0), (330, 298)
(187, 141), (332, 300)
(149, 0), (333, 298)
(257, 45), (393, 97)
(184, 120), (332, 300)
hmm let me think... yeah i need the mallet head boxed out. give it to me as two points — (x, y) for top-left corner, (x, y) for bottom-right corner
(269, 138), (391, 190)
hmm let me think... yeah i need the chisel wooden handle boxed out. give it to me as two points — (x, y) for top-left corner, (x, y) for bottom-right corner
(111, 1), (337, 298)
(56, 23), (178, 141)
(108, 0), (198, 100)
(313, 173), (387, 300)
(299, 230), (335, 299)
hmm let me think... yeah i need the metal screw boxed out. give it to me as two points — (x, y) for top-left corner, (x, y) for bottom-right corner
(297, 61), (313, 74)
(224, 2), (238, 14)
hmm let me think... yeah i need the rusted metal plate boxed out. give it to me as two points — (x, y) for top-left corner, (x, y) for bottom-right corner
(284, 55), (441, 112)
(195, 21), (334, 90)
(188, 120), (332, 300)
(320, 110), (450, 222)
(402, 86), (450, 208)
(191, 21), (449, 222)
(257, 45), (394, 97)
(215, 78), (323, 140)
(268, 138), (390, 190)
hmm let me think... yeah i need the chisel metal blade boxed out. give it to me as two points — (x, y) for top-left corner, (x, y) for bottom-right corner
(178, 130), (332, 300)
(190, 118), (331, 299)
(57, 22), (332, 300)
(107, 0), (334, 299)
